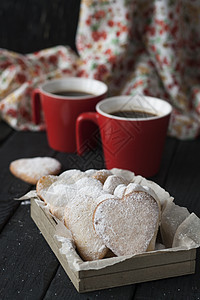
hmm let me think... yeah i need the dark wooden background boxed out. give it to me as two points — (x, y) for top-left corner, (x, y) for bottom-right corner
(0, 0), (81, 54)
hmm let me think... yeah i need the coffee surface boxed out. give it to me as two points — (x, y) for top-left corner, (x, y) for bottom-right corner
(52, 90), (95, 97)
(110, 110), (157, 119)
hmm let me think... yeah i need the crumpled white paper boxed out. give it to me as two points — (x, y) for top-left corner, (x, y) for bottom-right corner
(18, 168), (200, 272)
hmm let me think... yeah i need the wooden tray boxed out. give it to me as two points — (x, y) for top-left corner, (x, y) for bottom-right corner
(30, 198), (196, 293)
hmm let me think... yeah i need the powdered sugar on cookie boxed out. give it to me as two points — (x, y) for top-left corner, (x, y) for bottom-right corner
(37, 171), (105, 221)
(34, 168), (170, 261)
(64, 193), (108, 261)
(103, 175), (128, 194)
(93, 189), (161, 257)
(10, 157), (61, 185)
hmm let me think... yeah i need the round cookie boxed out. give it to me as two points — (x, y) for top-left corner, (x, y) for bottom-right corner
(9, 157), (61, 185)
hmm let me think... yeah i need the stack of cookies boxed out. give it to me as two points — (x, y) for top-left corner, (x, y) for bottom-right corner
(36, 169), (162, 261)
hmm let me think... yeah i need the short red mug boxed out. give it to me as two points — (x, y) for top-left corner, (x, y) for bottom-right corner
(76, 95), (172, 177)
(32, 77), (108, 152)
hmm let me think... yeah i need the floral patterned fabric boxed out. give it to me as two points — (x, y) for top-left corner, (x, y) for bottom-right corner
(1, 0), (200, 139)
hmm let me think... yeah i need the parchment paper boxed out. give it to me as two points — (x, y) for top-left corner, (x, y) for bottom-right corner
(18, 169), (200, 272)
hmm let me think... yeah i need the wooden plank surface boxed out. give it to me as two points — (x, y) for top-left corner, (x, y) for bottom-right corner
(0, 129), (59, 299)
(164, 138), (200, 214)
(0, 203), (59, 300)
(0, 121), (13, 144)
(30, 199), (80, 292)
(134, 249), (200, 300)
(0, 123), (200, 299)
(0, 0), (81, 53)
(134, 137), (200, 299)
(44, 265), (135, 300)
(0, 130), (55, 231)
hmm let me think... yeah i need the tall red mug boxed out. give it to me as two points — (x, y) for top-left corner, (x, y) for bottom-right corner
(76, 95), (172, 177)
(32, 77), (108, 152)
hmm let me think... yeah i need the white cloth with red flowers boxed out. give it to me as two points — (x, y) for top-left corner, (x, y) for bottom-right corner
(1, 0), (200, 139)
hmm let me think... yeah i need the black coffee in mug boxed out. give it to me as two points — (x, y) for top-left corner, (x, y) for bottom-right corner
(110, 110), (157, 119)
(52, 90), (95, 97)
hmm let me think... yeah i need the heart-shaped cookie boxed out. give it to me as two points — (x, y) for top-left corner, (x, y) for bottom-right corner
(10, 157), (61, 185)
(36, 170), (104, 221)
(93, 187), (161, 257)
(64, 193), (111, 261)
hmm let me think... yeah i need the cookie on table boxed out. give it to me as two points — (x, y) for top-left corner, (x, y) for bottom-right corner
(9, 157), (61, 185)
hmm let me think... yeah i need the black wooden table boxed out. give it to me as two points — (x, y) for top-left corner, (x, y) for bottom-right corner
(0, 119), (200, 300)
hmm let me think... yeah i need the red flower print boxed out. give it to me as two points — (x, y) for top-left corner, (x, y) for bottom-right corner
(77, 70), (89, 77)
(49, 55), (58, 65)
(63, 68), (73, 75)
(108, 55), (116, 65)
(19, 107), (30, 120)
(149, 27), (156, 36)
(98, 64), (108, 74)
(17, 58), (26, 69)
(155, 54), (161, 63)
(0, 61), (11, 70)
(94, 10), (105, 20)
(16, 73), (27, 84)
(86, 43), (92, 49)
(58, 50), (66, 59)
(143, 88), (150, 95)
(105, 49), (112, 55)
(163, 57), (169, 65)
(133, 80), (144, 88)
(86, 16), (92, 26)
(92, 31), (101, 41)
(108, 20), (114, 27)
(94, 64), (108, 81)
(125, 86), (132, 95)
(101, 31), (107, 40)
(92, 31), (107, 41)
(155, 19), (164, 27)
(7, 108), (18, 118)
(167, 83), (174, 90)
(39, 56), (45, 63)
(164, 24), (169, 31)
(145, 25), (156, 36)
(171, 25), (178, 37)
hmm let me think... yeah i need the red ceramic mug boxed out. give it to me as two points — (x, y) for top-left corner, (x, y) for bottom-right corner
(76, 95), (172, 177)
(32, 77), (108, 152)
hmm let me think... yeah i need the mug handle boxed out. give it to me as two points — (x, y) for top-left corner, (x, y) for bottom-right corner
(76, 112), (99, 155)
(32, 88), (41, 124)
